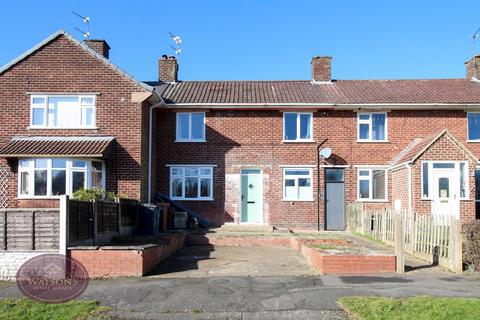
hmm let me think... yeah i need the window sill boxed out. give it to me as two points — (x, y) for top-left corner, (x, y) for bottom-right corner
(16, 196), (62, 200)
(28, 126), (99, 130)
(356, 140), (390, 143)
(282, 198), (315, 202)
(171, 198), (214, 201)
(282, 140), (316, 143)
(174, 140), (207, 143)
(356, 199), (389, 203)
(467, 140), (480, 143)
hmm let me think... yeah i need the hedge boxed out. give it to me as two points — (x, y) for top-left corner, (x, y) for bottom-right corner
(463, 221), (480, 272)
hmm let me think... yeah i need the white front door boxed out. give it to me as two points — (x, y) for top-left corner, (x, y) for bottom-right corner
(431, 169), (459, 219)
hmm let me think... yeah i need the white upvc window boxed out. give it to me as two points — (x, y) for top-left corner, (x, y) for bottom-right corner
(283, 168), (313, 201)
(357, 168), (387, 201)
(170, 166), (213, 200)
(467, 112), (480, 141)
(18, 158), (105, 198)
(283, 112), (313, 142)
(175, 112), (206, 142)
(30, 95), (96, 129)
(357, 112), (387, 142)
(421, 161), (469, 200)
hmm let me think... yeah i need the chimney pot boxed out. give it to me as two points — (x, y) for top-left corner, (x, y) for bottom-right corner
(311, 56), (332, 82)
(158, 54), (179, 82)
(83, 40), (110, 59)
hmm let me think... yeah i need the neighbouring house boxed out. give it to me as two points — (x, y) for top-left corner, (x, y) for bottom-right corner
(2, 30), (480, 231)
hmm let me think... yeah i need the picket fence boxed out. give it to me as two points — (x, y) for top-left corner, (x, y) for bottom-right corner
(346, 203), (462, 273)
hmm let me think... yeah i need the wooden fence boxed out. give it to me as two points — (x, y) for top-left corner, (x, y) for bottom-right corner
(68, 197), (140, 247)
(0, 209), (60, 250)
(346, 203), (462, 273)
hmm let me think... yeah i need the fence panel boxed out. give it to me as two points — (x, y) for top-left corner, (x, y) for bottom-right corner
(346, 203), (460, 272)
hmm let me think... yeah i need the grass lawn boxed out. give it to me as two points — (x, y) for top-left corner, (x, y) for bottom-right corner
(0, 298), (112, 320)
(339, 296), (480, 320)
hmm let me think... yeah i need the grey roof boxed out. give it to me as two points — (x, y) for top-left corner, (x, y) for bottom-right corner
(0, 30), (154, 93)
(146, 78), (480, 106)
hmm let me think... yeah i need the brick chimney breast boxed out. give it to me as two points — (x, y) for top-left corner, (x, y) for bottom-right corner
(465, 55), (480, 80)
(158, 55), (179, 83)
(83, 40), (110, 59)
(311, 56), (332, 82)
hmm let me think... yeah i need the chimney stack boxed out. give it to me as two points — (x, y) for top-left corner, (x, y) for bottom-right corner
(466, 55), (480, 80)
(311, 56), (332, 82)
(83, 40), (110, 59)
(158, 55), (178, 83)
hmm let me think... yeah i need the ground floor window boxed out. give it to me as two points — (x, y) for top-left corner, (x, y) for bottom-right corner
(357, 168), (387, 201)
(169, 166), (213, 200)
(283, 168), (313, 201)
(18, 158), (105, 198)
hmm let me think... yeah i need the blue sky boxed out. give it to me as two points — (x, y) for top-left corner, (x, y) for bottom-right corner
(1, 1), (479, 81)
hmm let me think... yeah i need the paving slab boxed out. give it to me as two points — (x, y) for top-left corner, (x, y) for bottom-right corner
(148, 245), (318, 277)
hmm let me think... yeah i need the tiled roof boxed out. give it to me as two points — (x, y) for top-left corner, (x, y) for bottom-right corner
(390, 130), (478, 167)
(148, 79), (480, 105)
(0, 137), (115, 158)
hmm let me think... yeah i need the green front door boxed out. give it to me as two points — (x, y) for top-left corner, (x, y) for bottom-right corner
(241, 169), (262, 223)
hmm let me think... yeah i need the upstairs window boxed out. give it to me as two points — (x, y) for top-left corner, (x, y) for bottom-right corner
(283, 112), (313, 141)
(468, 113), (480, 141)
(357, 113), (387, 141)
(30, 95), (96, 128)
(176, 112), (205, 142)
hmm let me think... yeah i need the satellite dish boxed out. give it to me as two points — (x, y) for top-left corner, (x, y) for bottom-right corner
(319, 147), (332, 159)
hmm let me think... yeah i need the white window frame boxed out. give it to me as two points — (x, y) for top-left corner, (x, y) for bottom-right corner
(169, 165), (213, 200)
(29, 95), (96, 129)
(17, 158), (106, 199)
(421, 161), (469, 200)
(282, 112), (314, 142)
(357, 112), (388, 142)
(356, 167), (388, 202)
(175, 112), (206, 142)
(467, 112), (480, 142)
(282, 167), (313, 201)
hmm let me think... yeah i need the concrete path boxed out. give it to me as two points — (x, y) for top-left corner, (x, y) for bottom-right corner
(149, 245), (317, 278)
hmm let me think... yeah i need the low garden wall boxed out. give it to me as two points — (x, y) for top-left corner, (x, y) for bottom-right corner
(187, 233), (396, 275)
(68, 232), (186, 278)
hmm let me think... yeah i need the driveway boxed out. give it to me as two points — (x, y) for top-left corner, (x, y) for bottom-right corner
(148, 245), (318, 278)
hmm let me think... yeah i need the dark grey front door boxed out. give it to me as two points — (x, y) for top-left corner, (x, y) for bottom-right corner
(325, 168), (345, 230)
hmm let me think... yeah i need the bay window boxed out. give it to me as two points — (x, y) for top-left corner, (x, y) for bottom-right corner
(30, 95), (96, 128)
(18, 159), (105, 198)
(170, 166), (213, 200)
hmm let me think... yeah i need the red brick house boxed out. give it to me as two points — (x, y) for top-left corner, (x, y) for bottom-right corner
(2, 31), (480, 231)
(0, 30), (160, 209)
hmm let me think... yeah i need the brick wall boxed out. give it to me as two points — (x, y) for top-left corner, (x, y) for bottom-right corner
(0, 34), (152, 207)
(154, 108), (479, 229)
(0, 250), (58, 280)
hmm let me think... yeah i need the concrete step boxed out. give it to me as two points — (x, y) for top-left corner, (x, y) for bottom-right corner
(219, 223), (274, 233)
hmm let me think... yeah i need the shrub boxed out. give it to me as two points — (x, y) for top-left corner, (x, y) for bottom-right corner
(463, 221), (480, 272)
(71, 188), (117, 202)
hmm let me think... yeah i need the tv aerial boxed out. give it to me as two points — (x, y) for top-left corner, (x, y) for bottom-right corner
(72, 11), (90, 38)
(473, 27), (480, 51)
(169, 32), (182, 59)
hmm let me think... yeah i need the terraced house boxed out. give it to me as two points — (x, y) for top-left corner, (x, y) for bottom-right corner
(1, 30), (480, 230)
